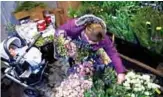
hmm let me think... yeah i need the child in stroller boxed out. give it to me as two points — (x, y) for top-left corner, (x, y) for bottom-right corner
(1, 35), (47, 96)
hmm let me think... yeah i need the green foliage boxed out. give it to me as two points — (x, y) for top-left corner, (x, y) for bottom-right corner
(68, 1), (139, 43)
(5, 22), (16, 33)
(68, 1), (163, 54)
(35, 35), (54, 47)
(84, 67), (128, 97)
(76, 47), (92, 62)
(130, 7), (163, 54)
(14, 1), (46, 13)
(84, 68), (161, 97)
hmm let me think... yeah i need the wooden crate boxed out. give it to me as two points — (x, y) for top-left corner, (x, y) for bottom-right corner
(14, 11), (30, 20)
(29, 6), (45, 20)
(13, 6), (45, 20)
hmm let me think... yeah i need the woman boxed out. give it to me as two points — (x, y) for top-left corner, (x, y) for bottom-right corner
(57, 14), (126, 84)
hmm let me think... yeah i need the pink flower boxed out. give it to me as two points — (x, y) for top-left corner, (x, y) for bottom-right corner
(65, 41), (77, 57)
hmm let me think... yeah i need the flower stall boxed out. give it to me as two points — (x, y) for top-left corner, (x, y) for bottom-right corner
(48, 30), (162, 97)
(68, 1), (163, 66)
(1, 1), (163, 97)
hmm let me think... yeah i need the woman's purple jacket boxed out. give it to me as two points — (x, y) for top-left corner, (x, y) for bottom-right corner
(58, 19), (125, 74)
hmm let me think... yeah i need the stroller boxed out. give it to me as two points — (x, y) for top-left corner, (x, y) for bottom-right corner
(1, 33), (48, 96)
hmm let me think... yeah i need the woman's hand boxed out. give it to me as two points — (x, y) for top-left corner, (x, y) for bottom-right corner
(117, 73), (126, 84)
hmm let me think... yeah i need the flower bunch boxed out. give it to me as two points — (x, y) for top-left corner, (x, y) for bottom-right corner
(54, 34), (69, 57)
(64, 41), (77, 58)
(54, 74), (93, 97)
(123, 71), (161, 97)
(75, 61), (94, 77)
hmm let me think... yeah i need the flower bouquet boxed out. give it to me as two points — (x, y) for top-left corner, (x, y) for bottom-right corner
(54, 74), (93, 97)
(123, 71), (161, 97)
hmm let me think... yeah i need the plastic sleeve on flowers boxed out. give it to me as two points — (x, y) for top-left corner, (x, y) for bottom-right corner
(102, 35), (126, 74)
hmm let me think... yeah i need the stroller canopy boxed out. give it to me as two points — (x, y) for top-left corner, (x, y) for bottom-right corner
(0, 37), (22, 61)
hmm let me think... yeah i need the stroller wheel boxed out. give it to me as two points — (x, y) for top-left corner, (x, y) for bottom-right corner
(24, 89), (40, 97)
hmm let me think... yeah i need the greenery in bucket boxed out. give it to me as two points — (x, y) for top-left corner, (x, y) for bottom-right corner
(14, 1), (46, 13)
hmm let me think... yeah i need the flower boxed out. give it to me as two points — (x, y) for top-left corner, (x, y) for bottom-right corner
(147, 83), (160, 89)
(156, 27), (162, 30)
(123, 82), (130, 87)
(131, 93), (136, 97)
(144, 91), (150, 96)
(126, 71), (136, 79)
(74, 14), (77, 18)
(141, 74), (150, 82)
(101, 9), (104, 11)
(146, 21), (151, 25)
(54, 74), (93, 97)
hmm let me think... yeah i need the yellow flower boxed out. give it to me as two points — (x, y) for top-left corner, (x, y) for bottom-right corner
(74, 14), (77, 18)
(156, 27), (162, 30)
(146, 21), (151, 25)
(155, 88), (161, 94)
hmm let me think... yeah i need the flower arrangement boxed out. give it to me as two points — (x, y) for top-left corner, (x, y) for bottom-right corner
(54, 34), (95, 62)
(54, 74), (93, 97)
(68, 61), (94, 77)
(53, 34), (68, 57)
(84, 67), (161, 97)
(123, 71), (161, 97)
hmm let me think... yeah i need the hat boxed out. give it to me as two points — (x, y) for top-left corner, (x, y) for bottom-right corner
(75, 14), (107, 33)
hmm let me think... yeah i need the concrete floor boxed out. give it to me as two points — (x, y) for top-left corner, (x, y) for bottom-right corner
(1, 58), (70, 97)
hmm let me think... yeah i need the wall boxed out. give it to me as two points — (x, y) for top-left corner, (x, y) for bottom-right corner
(1, 1), (18, 41)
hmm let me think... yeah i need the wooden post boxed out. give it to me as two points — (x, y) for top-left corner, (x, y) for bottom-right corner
(57, 1), (81, 24)
(120, 54), (163, 77)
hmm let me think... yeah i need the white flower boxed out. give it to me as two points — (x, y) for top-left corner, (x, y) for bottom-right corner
(133, 87), (139, 92)
(141, 74), (150, 82)
(123, 82), (130, 87)
(126, 71), (136, 79)
(131, 93), (136, 97)
(148, 83), (160, 89)
(125, 86), (131, 90)
(144, 91), (150, 96)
